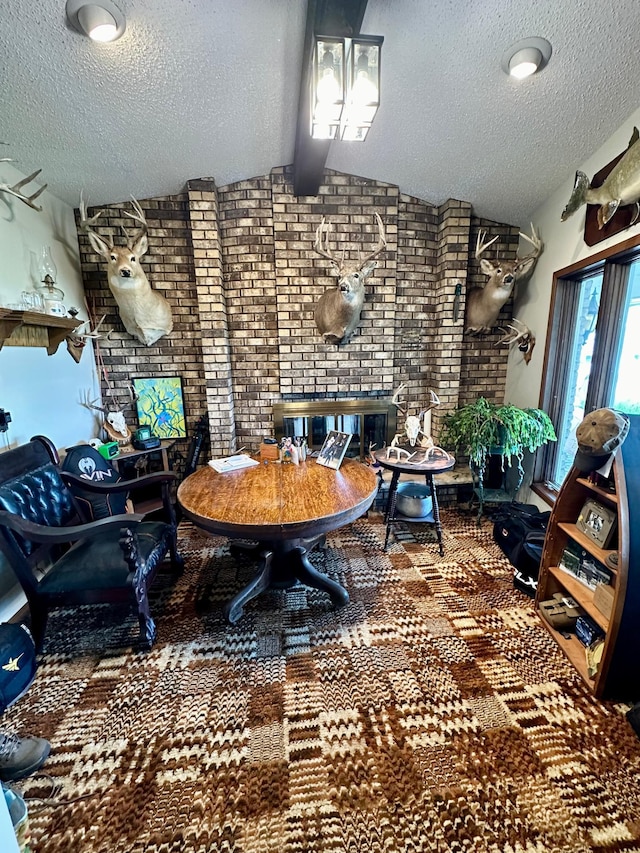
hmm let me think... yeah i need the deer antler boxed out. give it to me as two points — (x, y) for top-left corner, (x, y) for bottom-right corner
(314, 218), (341, 266)
(359, 213), (387, 264)
(78, 190), (105, 229)
(79, 389), (106, 415)
(516, 223), (543, 264)
(391, 382), (409, 414)
(71, 314), (110, 341)
(419, 389), (440, 416)
(475, 230), (499, 260)
(121, 196), (148, 247)
(0, 160), (47, 211)
(495, 318), (536, 364)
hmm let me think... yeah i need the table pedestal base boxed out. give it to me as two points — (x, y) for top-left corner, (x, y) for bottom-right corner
(224, 537), (349, 624)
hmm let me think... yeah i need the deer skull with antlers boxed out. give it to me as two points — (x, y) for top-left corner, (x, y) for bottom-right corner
(465, 225), (543, 335)
(313, 213), (386, 344)
(495, 318), (536, 365)
(80, 195), (173, 347)
(387, 383), (448, 461)
(80, 386), (134, 447)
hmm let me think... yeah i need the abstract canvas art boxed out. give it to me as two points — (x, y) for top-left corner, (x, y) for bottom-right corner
(133, 376), (186, 438)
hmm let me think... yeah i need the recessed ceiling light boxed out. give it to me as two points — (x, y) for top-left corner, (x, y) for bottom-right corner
(501, 37), (552, 79)
(66, 0), (126, 42)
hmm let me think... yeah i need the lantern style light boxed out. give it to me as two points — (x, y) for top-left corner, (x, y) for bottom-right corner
(311, 34), (383, 142)
(311, 37), (345, 140)
(341, 36), (382, 141)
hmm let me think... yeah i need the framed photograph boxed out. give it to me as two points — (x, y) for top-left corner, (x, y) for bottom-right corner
(316, 430), (352, 470)
(133, 376), (187, 439)
(576, 499), (617, 549)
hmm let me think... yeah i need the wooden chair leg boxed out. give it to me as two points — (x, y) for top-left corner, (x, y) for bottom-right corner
(28, 599), (49, 652)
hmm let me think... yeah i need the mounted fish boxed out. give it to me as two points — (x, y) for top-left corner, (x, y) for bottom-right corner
(562, 127), (640, 229)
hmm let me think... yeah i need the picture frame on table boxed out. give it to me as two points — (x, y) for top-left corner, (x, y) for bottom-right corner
(133, 376), (187, 439)
(316, 430), (352, 470)
(576, 498), (617, 549)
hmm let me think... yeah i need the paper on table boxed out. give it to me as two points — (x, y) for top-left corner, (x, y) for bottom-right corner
(208, 454), (259, 473)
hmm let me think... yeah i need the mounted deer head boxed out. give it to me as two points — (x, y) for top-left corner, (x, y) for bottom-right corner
(313, 213), (386, 344)
(465, 225), (543, 335)
(80, 194), (173, 346)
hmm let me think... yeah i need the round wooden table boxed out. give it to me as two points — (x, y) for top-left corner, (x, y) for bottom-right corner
(177, 457), (378, 623)
(373, 448), (456, 555)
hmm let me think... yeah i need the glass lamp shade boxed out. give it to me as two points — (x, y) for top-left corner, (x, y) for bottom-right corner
(38, 245), (58, 285)
(340, 38), (381, 141)
(37, 247), (66, 316)
(311, 37), (345, 139)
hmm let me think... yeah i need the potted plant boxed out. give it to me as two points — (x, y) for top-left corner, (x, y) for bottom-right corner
(439, 397), (557, 493)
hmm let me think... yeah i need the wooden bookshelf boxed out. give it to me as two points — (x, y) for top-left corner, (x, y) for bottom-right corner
(535, 420), (640, 701)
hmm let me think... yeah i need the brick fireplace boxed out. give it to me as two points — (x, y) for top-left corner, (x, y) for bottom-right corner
(77, 167), (519, 468)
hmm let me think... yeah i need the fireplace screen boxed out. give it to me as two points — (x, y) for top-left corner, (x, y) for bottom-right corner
(273, 401), (396, 460)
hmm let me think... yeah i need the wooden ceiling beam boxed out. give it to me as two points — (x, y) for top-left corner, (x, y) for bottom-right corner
(293, 0), (369, 197)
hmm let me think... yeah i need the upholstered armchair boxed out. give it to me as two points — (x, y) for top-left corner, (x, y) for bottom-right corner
(0, 436), (184, 652)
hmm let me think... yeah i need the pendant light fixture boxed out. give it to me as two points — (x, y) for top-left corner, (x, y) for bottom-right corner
(311, 34), (383, 141)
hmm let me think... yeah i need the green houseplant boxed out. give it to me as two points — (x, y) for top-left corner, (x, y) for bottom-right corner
(440, 397), (557, 489)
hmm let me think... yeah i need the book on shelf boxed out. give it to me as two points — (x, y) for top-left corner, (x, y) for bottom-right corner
(208, 454), (259, 473)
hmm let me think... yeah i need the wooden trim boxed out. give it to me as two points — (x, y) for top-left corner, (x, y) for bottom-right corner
(554, 231), (640, 280)
(531, 481), (556, 506)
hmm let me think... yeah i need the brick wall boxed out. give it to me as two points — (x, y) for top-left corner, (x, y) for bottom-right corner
(76, 169), (519, 466)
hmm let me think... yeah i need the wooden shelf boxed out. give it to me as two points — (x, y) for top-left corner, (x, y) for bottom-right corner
(547, 565), (610, 632)
(557, 521), (616, 565)
(576, 477), (618, 505)
(537, 615), (595, 687)
(536, 427), (640, 701)
(0, 308), (78, 355)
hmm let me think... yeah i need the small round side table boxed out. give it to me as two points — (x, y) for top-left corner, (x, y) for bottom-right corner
(373, 448), (456, 555)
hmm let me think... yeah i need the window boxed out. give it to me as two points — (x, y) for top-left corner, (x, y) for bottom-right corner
(537, 237), (640, 490)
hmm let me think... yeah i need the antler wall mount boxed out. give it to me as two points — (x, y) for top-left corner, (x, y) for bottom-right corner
(313, 212), (386, 344)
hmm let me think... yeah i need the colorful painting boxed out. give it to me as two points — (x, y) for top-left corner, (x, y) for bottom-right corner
(133, 376), (186, 438)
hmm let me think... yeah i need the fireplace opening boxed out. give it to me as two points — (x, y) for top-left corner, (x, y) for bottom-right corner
(273, 400), (397, 459)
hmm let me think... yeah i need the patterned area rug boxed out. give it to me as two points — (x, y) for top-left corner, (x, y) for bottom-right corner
(5, 509), (640, 853)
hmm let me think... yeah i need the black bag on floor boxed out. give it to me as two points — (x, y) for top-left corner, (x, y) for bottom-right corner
(0, 623), (37, 713)
(492, 503), (550, 597)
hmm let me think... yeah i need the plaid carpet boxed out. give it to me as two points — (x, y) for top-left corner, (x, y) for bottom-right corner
(5, 509), (640, 853)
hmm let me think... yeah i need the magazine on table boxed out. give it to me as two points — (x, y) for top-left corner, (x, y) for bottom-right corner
(316, 431), (352, 470)
(208, 454), (259, 473)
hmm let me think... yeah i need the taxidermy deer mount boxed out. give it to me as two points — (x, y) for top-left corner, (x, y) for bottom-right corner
(465, 225), (543, 335)
(313, 213), (386, 344)
(80, 194), (173, 347)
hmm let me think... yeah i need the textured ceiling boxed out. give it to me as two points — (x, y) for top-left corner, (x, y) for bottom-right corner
(1, 0), (639, 227)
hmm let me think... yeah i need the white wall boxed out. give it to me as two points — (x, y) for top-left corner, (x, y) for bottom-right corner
(504, 106), (640, 505)
(506, 106), (640, 408)
(0, 161), (102, 618)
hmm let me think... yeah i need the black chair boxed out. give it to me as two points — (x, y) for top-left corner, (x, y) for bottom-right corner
(0, 435), (184, 652)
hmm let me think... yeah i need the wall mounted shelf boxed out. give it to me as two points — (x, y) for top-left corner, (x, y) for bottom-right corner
(0, 308), (78, 355)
